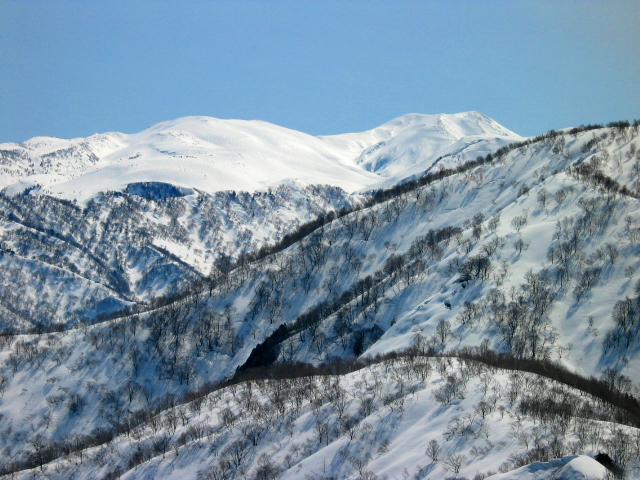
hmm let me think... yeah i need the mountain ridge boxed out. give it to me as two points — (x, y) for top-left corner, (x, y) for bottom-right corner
(1, 116), (640, 479)
(0, 111), (521, 200)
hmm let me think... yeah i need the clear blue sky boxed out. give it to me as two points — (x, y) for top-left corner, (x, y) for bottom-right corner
(1, 0), (638, 143)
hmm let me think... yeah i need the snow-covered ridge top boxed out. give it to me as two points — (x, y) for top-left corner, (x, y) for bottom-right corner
(487, 455), (608, 480)
(322, 111), (522, 183)
(0, 112), (521, 200)
(320, 111), (519, 147)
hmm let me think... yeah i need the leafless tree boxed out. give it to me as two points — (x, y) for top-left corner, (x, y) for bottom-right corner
(443, 453), (467, 474)
(425, 439), (441, 462)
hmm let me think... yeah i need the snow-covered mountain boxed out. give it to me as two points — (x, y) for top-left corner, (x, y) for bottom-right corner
(323, 111), (519, 188)
(0, 182), (355, 329)
(1, 114), (640, 479)
(0, 111), (519, 199)
(0, 112), (520, 329)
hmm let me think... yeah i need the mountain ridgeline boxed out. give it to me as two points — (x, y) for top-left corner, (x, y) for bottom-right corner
(1, 114), (640, 479)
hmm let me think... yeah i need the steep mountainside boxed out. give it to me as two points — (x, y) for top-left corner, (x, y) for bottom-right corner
(4, 356), (632, 480)
(0, 112), (519, 329)
(1, 119), (640, 479)
(0, 182), (353, 330)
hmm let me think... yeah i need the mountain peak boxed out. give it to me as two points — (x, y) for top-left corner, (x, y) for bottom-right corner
(0, 112), (520, 199)
(322, 111), (521, 182)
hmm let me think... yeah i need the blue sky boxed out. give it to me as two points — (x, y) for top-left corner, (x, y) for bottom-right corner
(1, 0), (638, 142)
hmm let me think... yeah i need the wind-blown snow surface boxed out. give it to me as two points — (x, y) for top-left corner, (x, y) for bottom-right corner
(487, 455), (608, 480)
(0, 112), (520, 200)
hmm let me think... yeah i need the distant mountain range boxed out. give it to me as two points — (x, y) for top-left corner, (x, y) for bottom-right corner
(0, 111), (519, 199)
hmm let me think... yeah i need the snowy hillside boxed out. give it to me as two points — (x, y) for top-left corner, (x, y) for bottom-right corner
(1, 116), (640, 479)
(323, 111), (520, 189)
(4, 356), (633, 479)
(0, 112), (520, 329)
(0, 182), (355, 329)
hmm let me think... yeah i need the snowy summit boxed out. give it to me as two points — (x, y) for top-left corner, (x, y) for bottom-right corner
(0, 111), (520, 200)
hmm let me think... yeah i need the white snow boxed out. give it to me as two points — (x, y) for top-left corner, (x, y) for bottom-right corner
(487, 455), (609, 480)
(2, 116), (640, 480)
(0, 112), (520, 201)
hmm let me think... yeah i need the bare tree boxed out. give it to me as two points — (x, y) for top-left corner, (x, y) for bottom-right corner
(425, 439), (441, 462)
(220, 438), (250, 470)
(488, 213), (501, 233)
(514, 237), (528, 254)
(435, 319), (452, 344)
(511, 214), (528, 233)
(443, 453), (467, 475)
(254, 453), (280, 480)
(537, 188), (549, 208)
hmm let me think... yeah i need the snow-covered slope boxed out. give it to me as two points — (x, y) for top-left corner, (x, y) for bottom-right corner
(0, 182), (355, 329)
(487, 455), (609, 480)
(0, 112), (520, 200)
(0, 112), (520, 328)
(323, 111), (520, 188)
(3, 357), (635, 479)
(2, 115), (640, 479)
